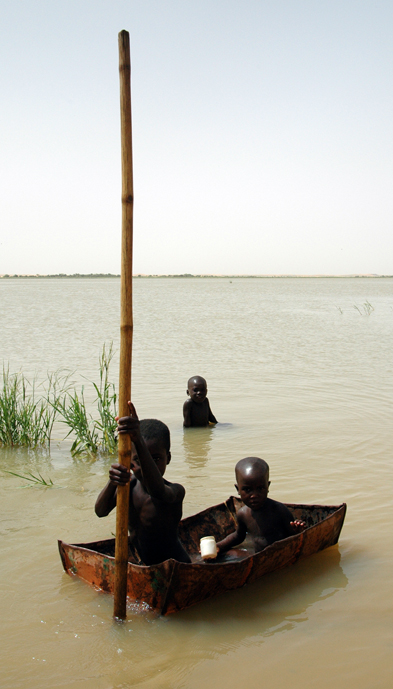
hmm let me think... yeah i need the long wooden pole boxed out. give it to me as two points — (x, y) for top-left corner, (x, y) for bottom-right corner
(114, 29), (134, 620)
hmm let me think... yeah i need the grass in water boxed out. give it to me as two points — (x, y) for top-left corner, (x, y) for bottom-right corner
(54, 387), (100, 456)
(5, 470), (54, 486)
(54, 343), (118, 457)
(354, 300), (375, 316)
(93, 342), (118, 454)
(0, 345), (117, 456)
(0, 368), (69, 449)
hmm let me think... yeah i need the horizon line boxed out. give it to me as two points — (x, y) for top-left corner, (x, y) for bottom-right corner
(0, 273), (392, 279)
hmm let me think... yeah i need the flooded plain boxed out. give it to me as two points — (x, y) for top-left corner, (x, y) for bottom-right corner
(0, 276), (392, 689)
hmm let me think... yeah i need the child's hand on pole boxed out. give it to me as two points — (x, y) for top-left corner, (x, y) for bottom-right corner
(109, 463), (131, 485)
(116, 401), (141, 442)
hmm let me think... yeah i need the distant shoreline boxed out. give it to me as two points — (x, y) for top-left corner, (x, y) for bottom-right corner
(0, 273), (391, 279)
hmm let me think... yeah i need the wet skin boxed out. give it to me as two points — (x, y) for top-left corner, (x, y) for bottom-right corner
(216, 460), (306, 554)
(183, 376), (218, 427)
(95, 403), (191, 566)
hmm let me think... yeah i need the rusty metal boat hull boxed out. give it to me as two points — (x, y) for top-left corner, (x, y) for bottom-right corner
(58, 497), (346, 615)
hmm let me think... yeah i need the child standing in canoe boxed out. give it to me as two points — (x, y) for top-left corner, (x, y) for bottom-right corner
(216, 457), (306, 554)
(95, 402), (191, 566)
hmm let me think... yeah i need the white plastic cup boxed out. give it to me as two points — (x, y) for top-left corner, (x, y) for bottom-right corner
(200, 536), (217, 560)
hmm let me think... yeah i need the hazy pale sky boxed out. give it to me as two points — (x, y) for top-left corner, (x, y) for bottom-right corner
(1, 1), (392, 275)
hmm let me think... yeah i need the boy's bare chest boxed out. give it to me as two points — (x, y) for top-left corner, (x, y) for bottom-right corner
(190, 399), (209, 424)
(128, 485), (180, 531)
(245, 507), (287, 546)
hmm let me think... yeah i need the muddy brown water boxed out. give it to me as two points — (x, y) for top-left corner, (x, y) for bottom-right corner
(1, 277), (392, 688)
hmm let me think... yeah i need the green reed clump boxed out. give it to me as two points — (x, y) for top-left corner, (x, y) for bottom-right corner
(54, 343), (118, 457)
(54, 387), (100, 456)
(0, 367), (68, 448)
(0, 346), (117, 456)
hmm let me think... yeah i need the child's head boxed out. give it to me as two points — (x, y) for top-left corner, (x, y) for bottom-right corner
(131, 419), (171, 480)
(187, 375), (208, 404)
(235, 457), (270, 510)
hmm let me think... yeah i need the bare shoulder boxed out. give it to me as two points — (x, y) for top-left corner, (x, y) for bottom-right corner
(206, 398), (214, 413)
(183, 398), (193, 409)
(163, 479), (186, 502)
(236, 505), (251, 523)
(268, 498), (293, 519)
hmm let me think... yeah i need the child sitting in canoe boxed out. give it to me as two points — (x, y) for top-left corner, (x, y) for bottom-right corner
(216, 457), (306, 555)
(95, 402), (191, 566)
(183, 375), (218, 427)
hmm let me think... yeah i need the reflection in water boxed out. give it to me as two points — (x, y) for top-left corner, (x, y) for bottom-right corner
(59, 543), (347, 639)
(182, 426), (215, 469)
(150, 548), (350, 687)
(178, 546), (348, 633)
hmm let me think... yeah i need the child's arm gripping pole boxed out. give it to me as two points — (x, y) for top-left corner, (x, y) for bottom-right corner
(114, 29), (134, 622)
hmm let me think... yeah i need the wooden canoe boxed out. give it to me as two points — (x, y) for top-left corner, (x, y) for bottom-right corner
(58, 497), (346, 615)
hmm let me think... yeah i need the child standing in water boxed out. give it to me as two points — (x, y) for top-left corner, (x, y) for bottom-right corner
(183, 375), (218, 427)
(95, 402), (191, 566)
(216, 457), (306, 554)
